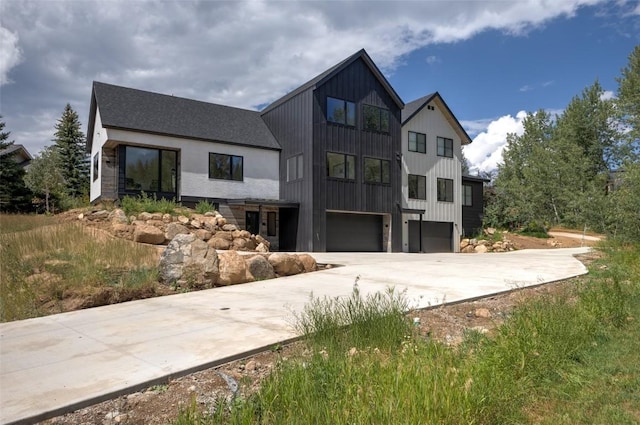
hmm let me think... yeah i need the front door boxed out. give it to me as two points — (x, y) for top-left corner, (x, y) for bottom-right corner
(246, 211), (260, 236)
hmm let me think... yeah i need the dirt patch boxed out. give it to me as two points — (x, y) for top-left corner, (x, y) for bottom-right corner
(505, 232), (600, 250)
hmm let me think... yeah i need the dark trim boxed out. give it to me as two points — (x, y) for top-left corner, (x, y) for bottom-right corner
(462, 174), (490, 183)
(402, 92), (473, 145)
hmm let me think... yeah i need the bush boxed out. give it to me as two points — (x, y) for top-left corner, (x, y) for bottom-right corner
(194, 200), (216, 215)
(518, 220), (550, 238)
(120, 192), (179, 216)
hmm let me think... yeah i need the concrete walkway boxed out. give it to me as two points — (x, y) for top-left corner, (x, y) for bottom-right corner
(0, 248), (590, 424)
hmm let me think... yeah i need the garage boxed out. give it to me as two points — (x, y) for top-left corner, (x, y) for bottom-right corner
(326, 212), (383, 252)
(408, 221), (452, 253)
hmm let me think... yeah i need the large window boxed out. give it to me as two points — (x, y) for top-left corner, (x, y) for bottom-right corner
(327, 97), (356, 126)
(437, 137), (453, 158)
(462, 184), (473, 206)
(408, 174), (426, 200)
(437, 178), (454, 202)
(364, 157), (390, 184)
(408, 131), (426, 153)
(363, 104), (390, 132)
(125, 146), (176, 193)
(209, 153), (243, 181)
(327, 152), (355, 180)
(287, 154), (303, 182)
(93, 153), (99, 182)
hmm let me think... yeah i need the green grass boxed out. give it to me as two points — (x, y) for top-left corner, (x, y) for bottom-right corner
(120, 192), (181, 216)
(174, 242), (640, 425)
(0, 218), (160, 322)
(194, 200), (216, 215)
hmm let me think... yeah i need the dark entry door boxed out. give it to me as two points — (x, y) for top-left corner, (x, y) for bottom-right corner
(408, 221), (452, 253)
(246, 211), (260, 236)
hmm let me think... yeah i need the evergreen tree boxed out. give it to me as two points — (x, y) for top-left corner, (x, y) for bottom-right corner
(24, 146), (65, 214)
(53, 104), (89, 198)
(0, 117), (32, 212)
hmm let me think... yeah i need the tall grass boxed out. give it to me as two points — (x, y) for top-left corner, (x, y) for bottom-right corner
(120, 192), (180, 216)
(174, 242), (639, 424)
(0, 221), (159, 322)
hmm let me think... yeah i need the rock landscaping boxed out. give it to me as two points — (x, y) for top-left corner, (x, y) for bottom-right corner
(77, 208), (318, 287)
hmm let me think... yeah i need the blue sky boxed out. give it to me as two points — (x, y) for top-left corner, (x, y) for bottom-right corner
(1, 0), (638, 173)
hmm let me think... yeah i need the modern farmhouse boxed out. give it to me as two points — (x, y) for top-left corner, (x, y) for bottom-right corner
(87, 49), (483, 253)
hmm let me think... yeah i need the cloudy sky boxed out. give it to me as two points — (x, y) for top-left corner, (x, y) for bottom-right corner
(1, 0), (638, 173)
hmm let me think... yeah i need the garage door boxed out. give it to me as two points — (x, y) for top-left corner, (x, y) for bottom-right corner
(326, 213), (383, 252)
(408, 221), (452, 253)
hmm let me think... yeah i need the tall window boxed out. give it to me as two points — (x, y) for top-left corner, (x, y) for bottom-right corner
(92, 153), (99, 182)
(209, 153), (243, 181)
(125, 146), (176, 193)
(364, 157), (390, 184)
(408, 131), (426, 153)
(437, 137), (453, 158)
(462, 184), (473, 206)
(327, 97), (356, 126)
(287, 154), (303, 182)
(326, 152), (355, 180)
(408, 174), (426, 200)
(437, 178), (454, 202)
(363, 104), (390, 132)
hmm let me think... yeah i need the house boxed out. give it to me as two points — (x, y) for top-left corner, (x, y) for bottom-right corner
(88, 49), (479, 253)
(0, 144), (33, 169)
(400, 93), (472, 252)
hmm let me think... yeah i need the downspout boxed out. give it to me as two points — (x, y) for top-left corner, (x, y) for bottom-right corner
(258, 204), (262, 236)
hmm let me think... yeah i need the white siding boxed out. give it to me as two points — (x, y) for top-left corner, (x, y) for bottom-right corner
(89, 107), (109, 202)
(106, 128), (280, 200)
(401, 100), (463, 252)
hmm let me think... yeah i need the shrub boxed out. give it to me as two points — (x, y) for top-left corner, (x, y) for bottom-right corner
(194, 200), (216, 215)
(120, 192), (179, 216)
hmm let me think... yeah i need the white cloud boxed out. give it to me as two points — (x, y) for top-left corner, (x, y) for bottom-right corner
(0, 0), (612, 153)
(519, 84), (533, 92)
(0, 26), (23, 85)
(463, 112), (528, 174)
(542, 80), (555, 87)
(600, 90), (616, 100)
(426, 55), (440, 65)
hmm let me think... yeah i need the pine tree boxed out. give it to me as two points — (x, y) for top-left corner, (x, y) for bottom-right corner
(0, 117), (32, 212)
(53, 104), (89, 198)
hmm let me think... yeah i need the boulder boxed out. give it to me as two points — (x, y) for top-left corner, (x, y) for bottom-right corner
(474, 308), (492, 319)
(89, 210), (110, 221)
(204, 211), (217, 217)
(158, 234), (219, 286)
(194, 229), (213, 241)
(138, 212), (153, 221)
(202, 217), (219, 232)
(474, 244), (488, 254)
(485, 227), (497, 236)
(222, 223), (238, 232)
(190, 219), (202, 229)
(109, 208), (128, 225)
(461, 245), (475, 253)
(460, 238), (470, 249)
(232, 238), (250, 250)
(255, 234), (270, 250)
(133, 225), (165, 244)
(177, 215), (190, 224)
(213, 231), (233, 241)
(208, 237), (231, 250)
(112, 224), (134, 240)
(150, 213), (163, 221)
(165, 223), (190, 241)
(268, 253), (304, 276)
(162, 213), (172, 223)
(245, 255), (276, 281)
(218, 251), (253, 285)
(256, 242), (269, 253)
(145, 219), (165, 228)
(298, 254), (318, 273)
(217, 217), (227, 226)
(232, 230), (252, 239)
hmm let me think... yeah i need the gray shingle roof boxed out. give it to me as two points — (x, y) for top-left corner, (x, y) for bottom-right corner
(88, 82), (280, 151)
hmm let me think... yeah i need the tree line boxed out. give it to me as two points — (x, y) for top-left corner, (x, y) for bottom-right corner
(0, 104), (89, 213)
(480, 45), (640, 242)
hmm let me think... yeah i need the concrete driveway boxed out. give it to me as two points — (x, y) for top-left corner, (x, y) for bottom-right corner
(0, 248), (590, 424)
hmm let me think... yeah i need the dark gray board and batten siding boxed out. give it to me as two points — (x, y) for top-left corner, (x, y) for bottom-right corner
(462, 177), (486, 237)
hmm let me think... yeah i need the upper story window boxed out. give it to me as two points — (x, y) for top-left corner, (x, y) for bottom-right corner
(437, 137), (453, 158)
(408, 174), (426, 200)
(462, 184), (473, 206)
(327, 152), (355, 180)
(363, 104), (390, 133)
(408, 131), (426, 153)
(363, 157), (390, 184)
(209, 153), (243, 181)
(287, 154), (303, 182)
(327, 97), (356, 126)
(437, 178), (454, 202)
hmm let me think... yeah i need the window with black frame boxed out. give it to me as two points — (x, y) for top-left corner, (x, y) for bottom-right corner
(209, 153), (243, 181)
(124, 146), (176, 193)
(363, 157), (390, 184)
(326, 152), (355, 180)
(408, 131), (426, 153)
(437, 178), (454, 202)
(363, 104), (390, 132)
(408, 174), (426, 199)
(437, 137), (453, 158)
(327, 97), (356, 126)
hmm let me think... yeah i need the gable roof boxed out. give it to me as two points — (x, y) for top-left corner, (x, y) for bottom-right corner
(261, 49), (404, 114)
(86, 82), (280, 152)
(402, 92), (473, 145)
(0, 143), (33, 167)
